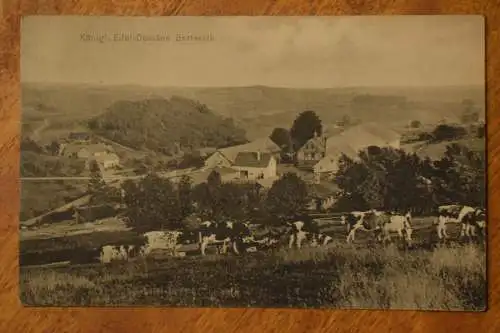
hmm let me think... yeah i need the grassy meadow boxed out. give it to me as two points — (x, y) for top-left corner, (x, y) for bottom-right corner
(19, 217), (487, 311)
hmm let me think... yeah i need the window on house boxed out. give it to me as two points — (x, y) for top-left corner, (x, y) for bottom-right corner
(240, 170), (249, 179)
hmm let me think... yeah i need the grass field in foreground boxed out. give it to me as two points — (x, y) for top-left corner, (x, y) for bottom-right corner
(20, 238), (486, 310)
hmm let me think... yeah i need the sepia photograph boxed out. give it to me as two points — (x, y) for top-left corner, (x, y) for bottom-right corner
(19, 15), (486, 310)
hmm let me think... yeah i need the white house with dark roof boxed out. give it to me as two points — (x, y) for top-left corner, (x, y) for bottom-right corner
(203, 137), (281, 169)
(231, 151), (277, 180)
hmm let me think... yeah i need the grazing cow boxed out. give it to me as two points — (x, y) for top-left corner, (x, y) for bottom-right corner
(463, 207), (486, 240)
(342, 210), (384, 243)
(436, 205), (485, 241)
(311, 233), (333, 247)
(378, 212), (413, 245)
(141, 230), (184, 257)
(99, 245), (129, 264)
(198, 220), (251, 256)
(287, 219), (321, 249)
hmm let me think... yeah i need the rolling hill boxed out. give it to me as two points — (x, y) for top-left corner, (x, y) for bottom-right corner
(87, 96), (248, 155)
(21, 82), (485, 141)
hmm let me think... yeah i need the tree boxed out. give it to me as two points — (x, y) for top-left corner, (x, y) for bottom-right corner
(88, 171), (110, 205)
(265, 172), (310, 221)
(410, 120), (421, 129)
(177, 154), (205, 169)
(270, 128), (293, 151)
(177, 175), (194, 220)
(122, 173), (183, 231)
(290, 110), (323, 150)
(461, 99), (480, 124)
(46, 140), (61, 156)
(334, 146), (435, 213)
(431, 124), (467, 142)
(433, 143), (485, 207)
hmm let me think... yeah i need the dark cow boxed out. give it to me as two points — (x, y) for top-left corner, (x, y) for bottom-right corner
(287, 217), (321, 249)
(198, 220), (251, 256)
(341, 210), (384, 243)
(436, 205), (486, 241)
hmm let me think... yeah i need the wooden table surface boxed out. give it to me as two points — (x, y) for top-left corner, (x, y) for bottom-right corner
(1, 1), (498, 332)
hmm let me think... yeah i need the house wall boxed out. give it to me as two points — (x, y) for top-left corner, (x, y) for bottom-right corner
(297, 140), (326, 162)
(204, 152), (232, 169)
(102, 159), (119, 169)
(233, 157), (277, 180)
(76, 149), (90, 159)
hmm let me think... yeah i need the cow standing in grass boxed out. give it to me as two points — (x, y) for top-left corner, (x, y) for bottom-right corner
(287, 217), (321, 249)
(198, 220), (252, 256)
(141, 230), (184, 257)
(99, 244), (134, 264)
(377, 212), (414, 246)
(436, 205), (486, 242)
(341, 210), (383, 243)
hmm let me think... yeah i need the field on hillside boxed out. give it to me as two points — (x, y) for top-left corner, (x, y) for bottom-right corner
(20, 180), (89, 221)
(19, 217), (486, 310)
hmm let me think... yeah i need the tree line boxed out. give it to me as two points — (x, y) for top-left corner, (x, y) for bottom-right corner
(88, 139), (484, 232)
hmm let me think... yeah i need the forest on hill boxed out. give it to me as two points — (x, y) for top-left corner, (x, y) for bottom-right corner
(88, 96), (248, 155)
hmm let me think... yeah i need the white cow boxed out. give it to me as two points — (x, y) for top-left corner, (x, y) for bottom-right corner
(378, 212), (413, 245)
(141, 230), (184, 257)
(99, 245), (129, 264)
(287, 221), (312, 249)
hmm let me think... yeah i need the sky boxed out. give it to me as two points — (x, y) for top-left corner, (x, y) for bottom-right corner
(21, 15), (485, 88)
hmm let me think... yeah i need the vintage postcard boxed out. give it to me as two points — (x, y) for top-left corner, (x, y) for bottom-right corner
(19, 16), (486, 310)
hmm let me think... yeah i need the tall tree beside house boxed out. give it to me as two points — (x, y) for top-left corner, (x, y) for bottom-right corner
(290, 110), (323, 150)
(270, 127), (293, 152)
(121, 173), (183, 232)
(265, 172), (310, 222)
(177, 175), (194, 220)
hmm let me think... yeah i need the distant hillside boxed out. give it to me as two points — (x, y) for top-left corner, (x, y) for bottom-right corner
(22, 83), (485, 140)
(87, 96), (248, 155)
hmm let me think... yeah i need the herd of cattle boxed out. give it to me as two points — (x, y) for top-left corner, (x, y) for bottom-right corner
(99, 204), (487, 264)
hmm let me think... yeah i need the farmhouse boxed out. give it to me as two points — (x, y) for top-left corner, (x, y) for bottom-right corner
(313, 123), (402, 178)
(94, 153), (120, 169)
(296, 132), (327, 169)
(204, 137), (281, 169)
(61, 143), (113, 159)
(232, 152), (277, 180)
(68, 132), (91, 143)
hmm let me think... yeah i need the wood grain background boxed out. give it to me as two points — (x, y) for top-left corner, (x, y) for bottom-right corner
(1, 1), (498, 332)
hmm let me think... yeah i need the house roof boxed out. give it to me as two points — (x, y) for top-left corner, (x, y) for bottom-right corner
(62, 143), (111, 155)
(298, 136), (326, 151)
(95, 153), (120, 163)
(69, 132), (91, 140)
(217, 137), (281, 163)
(324, 123), (401, 160)
(233, 152), (273, 168)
